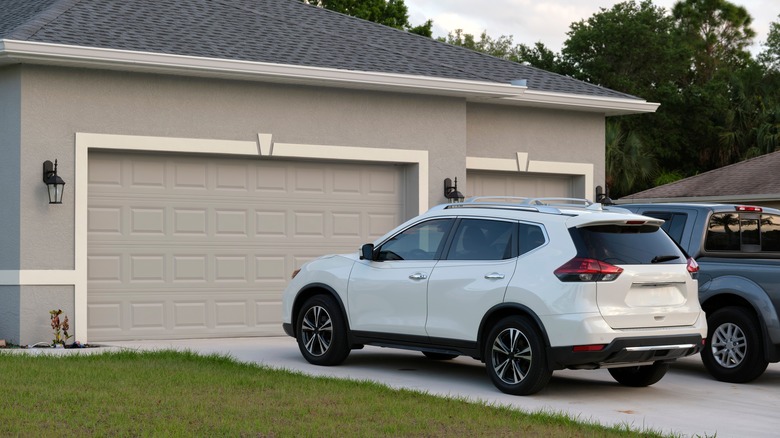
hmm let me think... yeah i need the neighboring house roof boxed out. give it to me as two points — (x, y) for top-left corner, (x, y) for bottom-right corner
(620, 150), (780, 204)
(0, 0), (657, 115)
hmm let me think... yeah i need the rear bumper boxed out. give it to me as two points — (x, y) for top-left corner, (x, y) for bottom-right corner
(548, 334), (704, 370)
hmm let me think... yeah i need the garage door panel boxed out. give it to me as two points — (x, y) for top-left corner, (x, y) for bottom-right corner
(293, 167), (326, 193)
(255, 256), (287, 282)
(215, 162), (249, 191)
(170, 208), (206, 236)
(130, 255), (166, 282)
(131, 159), (166, 188)
(89, 207), (123, 234)
(131, 208), (166, 235)
(173, 161), (208, 189)
(88, 255), (122, 282)
(88, 151), (405, 340)
(89, 156), (122, 186)
(131, 302), (165, 328)
(214, 209), (249, 237)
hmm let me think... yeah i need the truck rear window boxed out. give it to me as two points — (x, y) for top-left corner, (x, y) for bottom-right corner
(705, 213), (780, 252)
(570, 225), (685, 265)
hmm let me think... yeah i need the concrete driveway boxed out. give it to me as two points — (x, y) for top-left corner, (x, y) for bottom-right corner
(104, 337), (780, 438)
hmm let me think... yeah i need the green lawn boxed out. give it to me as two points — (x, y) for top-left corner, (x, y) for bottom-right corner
(0, 350), (671, 436)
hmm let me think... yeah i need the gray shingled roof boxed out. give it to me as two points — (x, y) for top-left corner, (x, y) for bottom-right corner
(0, 0), (639, 100)
(623, 150), (780, 200)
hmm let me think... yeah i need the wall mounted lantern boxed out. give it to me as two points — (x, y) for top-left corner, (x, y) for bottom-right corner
(443, 177), (465, 203)
(43, 159), (66, 204)
(595, 185), (613, 205)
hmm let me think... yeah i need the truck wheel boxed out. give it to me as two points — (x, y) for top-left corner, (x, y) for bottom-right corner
(484, 316), (552, 395)
(608, 362), (669, 387)
(701, 306), (768, 383)
(296, 294), (350, 366)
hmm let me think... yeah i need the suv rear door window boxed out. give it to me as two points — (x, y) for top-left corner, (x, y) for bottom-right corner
(446, 218), (516, 260)
(519, 223), (546, 255)
(572, 225), (684, 265)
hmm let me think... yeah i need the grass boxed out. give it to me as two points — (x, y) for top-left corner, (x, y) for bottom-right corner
(0, 350), (671, 437)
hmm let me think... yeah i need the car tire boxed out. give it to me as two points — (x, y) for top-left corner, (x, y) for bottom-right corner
(296, 294), (350, 366)
(608, 362), (669, 387)
(484, 316), (552, 396)
(422, 351), (459, 360)
(701, 306), (768, 383)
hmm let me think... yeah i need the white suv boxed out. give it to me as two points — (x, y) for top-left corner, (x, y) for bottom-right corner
(281, 198), (706, 395)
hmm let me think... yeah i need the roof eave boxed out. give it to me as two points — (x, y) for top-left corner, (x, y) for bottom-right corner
(616, 193), (780, 204)
(491, 89), (658, 116)
(0, 39), (657, 115)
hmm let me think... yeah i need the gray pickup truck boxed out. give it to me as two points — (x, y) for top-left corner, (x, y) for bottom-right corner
(620, 203), (780, 383)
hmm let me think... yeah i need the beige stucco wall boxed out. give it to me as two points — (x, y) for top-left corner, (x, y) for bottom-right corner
(0, 67), (21, 271)
(466, 103), (606, 186)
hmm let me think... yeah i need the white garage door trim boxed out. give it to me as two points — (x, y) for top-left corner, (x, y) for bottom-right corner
(467, 153), (594, 200)
(66, 132), (428, 342)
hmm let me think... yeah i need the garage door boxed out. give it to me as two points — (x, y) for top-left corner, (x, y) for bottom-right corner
(87, 151), (406, 341)
(466, 170), (575, 199)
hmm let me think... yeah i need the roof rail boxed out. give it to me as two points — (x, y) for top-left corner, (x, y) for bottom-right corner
(444, 196), (620, 214)
(464, 196), (602, 209)
(444, 203), (547, 213)
(523, 197), (592, 207)
(465, 196), (530, 204)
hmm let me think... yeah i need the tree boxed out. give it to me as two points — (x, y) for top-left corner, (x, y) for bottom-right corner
(513, 42), (573, 76)
(605, 120), (658, 198)
(439, 30), (516, 59)
(440, 30), (574, 76)
(562, 1), (688, 99)
(560, 1), (700, 178)
(672, 0), (755, 83)
(759, 16), (780, 72)
(668, 1), (764, 172)
(302, 0), (432, 36)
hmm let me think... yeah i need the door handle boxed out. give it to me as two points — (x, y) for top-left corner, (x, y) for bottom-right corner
(409, 272), (428, 280)
(485, 273), (505, 280)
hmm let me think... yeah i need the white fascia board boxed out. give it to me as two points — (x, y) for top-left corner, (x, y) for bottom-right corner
(498, 89), (660, 116)
(0, 39), (518, 99)
(0, 39), (657, 114)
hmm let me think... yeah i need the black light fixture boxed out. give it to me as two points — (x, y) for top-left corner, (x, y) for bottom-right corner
(43, 159), (66, 204)
(443, 177), (465, 203)
(595, 185), (613, 205)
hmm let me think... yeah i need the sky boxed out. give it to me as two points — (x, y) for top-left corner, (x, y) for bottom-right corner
(405, 0), (778, 56)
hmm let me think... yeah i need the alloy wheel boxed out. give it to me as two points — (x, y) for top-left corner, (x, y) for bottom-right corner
(711, 322), (747, 369)
(491, 327), (532, 384)
(300, 305), (332, 357)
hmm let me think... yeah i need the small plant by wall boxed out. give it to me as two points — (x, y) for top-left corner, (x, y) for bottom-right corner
(49, 309), (72, 347)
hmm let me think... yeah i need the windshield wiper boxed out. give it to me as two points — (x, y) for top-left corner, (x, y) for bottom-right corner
(651, 255), (680, 263)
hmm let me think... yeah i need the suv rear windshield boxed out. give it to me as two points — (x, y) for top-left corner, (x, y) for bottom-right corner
(570, 225), (685, 265)
(705, 212), (780, 252)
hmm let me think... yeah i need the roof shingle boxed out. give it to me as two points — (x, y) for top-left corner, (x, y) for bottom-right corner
(0, 0), (639, 100)
(624, 150), (780, 200)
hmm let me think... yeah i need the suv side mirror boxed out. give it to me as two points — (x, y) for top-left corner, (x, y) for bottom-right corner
(360, 243), (375, 261)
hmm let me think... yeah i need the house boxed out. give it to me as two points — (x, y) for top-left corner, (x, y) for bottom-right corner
(0, 0), (657, 344)
(619, 150), (780, 209)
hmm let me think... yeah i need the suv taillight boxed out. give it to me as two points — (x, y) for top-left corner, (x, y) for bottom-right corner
(687, 257), (699, 279)
(554, 257), (623, 282)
